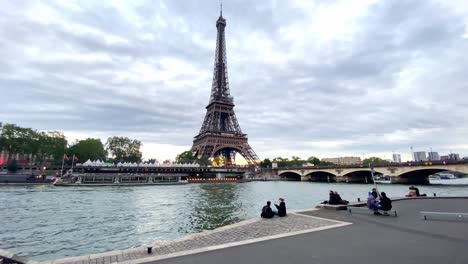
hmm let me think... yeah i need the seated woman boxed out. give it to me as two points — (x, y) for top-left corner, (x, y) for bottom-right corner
(274, 198), (287, 217)
(334, 191), (349, 205)
(405, 187), (418, 197)
(328, 190), (339, 205)
(367, 192), (380, 214)
(379, 192), (392, 215)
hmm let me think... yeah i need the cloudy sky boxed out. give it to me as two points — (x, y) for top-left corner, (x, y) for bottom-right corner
(1, 0), (468, 162)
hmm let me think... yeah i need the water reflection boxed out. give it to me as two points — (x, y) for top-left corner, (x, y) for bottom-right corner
(183, 183), (242, 232)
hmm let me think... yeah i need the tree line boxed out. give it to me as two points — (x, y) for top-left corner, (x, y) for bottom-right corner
(258, 156), (336, 168)
(0, 123), (143, 166)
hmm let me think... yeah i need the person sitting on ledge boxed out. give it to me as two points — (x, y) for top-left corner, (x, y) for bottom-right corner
(274, 198), (287, 217)
(367, 191), (381, 215)
(328, 190), (339, 205)
(334, 191), (349, 205)
(406, 186), (427, 197)
(379, 192), (392, 216)
(261, 201), (274, 218)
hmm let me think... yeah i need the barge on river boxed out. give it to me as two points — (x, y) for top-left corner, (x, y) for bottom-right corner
(53, 173), (188, 186)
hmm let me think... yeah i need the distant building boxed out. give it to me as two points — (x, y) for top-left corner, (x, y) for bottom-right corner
(448, 153), (460, 161)
(321, 156), (361, 165)
(392, 154), (401, 163)
(440, 155), (449, 161)
(272, 162), (278, 169)
(428, 152), (440, 161)
(413, 151), (427, 161)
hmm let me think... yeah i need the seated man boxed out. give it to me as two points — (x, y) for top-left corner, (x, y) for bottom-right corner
(379, 192), (392, 216)
(261, 201), (274, 218)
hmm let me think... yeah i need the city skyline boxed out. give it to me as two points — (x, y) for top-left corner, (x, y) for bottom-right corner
(1, 1), (468, 162)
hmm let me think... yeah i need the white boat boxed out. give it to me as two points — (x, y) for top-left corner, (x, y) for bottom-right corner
(436, 172), (457, 180)
(53, 173), (188, 186)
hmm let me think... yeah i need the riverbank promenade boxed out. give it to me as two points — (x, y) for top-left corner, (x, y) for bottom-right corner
(2, 197), (467, 264)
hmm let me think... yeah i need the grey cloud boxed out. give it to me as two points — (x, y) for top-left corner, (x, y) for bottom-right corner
(1, 0), (468, 159)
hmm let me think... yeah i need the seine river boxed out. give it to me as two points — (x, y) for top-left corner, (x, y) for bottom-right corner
(1, 180), (468, 260)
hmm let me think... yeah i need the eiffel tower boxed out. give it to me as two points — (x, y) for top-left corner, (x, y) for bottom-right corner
(191, 8), (260, 166)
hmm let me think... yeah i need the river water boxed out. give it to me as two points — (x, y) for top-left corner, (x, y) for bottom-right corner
(1, 180), (468, 260)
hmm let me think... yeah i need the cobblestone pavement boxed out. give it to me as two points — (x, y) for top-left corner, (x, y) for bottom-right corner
(51, 212), (347, 264)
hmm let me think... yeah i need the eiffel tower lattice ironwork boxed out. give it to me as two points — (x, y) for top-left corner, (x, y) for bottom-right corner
(191, 9), (260, 166)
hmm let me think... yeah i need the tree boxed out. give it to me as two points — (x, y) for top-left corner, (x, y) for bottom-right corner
(319, 160), (336, 166)
(0, 123), (67, 165)
(272, 157), (290, 167)
(106, 136), (142, 163)
(212, 156), (226, 166)
(259, 158), (272, 168)
(67, 138), (107, 163)
(176, 151), (197, 164)
(174, 151), (211, 166)
(307, 156), (321, 165)
(363, 156), (388, 165)
(290, 156), (306, 167)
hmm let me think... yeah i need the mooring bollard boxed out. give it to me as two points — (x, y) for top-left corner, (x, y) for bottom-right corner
(147, 246), (152, 254)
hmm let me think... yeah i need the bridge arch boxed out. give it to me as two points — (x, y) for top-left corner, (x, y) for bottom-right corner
(278, 171), (301, 181)
(305, 171), (337, 182)
(342, 170), (383, 184)
(210, 145), (251, 165)
(395, 168), (448, 184)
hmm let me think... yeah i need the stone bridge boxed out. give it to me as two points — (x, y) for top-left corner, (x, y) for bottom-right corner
(274, 162), (468, 184)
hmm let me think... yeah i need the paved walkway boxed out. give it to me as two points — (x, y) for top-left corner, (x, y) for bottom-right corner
(49, 212), (350, 264)
(150, 198), (468, 264)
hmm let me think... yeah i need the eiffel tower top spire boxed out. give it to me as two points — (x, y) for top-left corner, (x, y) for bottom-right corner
(209, 2), (231, 105)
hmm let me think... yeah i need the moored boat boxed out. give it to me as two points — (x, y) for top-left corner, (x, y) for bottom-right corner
(53, 173), (188, 186)
(187, 177), (250, 183)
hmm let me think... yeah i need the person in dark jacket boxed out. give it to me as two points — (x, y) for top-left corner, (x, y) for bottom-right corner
(379, 192), (392, 216)
(328, 190), (339, 205)
(261, 201), (274, 218)
(334, 191), (349, 205)
(274, 198), (287, 217)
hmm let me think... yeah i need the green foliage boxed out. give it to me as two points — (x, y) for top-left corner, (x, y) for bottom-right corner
(319, 160), (336, 166)
(106, 136), (142, 163)
(306, 156), (320, 165)
(7, 159), (18, 172)
(363, 156), (388, 165)
(174, 151), (212, 166)
(0, 123), (67, 164)
(176, 151), (197, 164)
(268, 156), (337, 168)
(212, 156), (227, 166)
(259, 158), (272, 168)
(68, 138), (107, 163)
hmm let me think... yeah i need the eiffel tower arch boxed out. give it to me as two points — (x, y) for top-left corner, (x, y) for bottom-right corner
(191, 8), (260, 166)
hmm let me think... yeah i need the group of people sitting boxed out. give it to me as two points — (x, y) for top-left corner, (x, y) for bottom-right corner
(261, 198), (287, 218)
(405, 185), (427, 197)
(367, 188), (393, 215)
